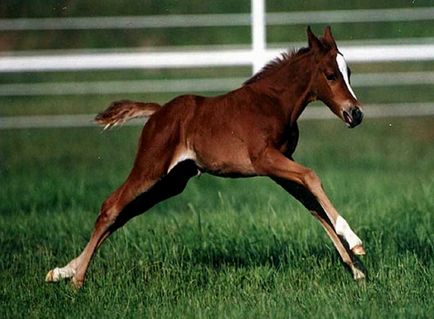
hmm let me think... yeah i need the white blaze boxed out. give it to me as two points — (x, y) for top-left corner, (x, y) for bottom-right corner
(336, 53), (357, 100)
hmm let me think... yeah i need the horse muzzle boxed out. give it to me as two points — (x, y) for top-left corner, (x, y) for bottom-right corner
(342, 106), (363, 128)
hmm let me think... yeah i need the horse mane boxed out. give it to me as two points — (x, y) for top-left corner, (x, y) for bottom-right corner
(243, 47), (311, 85)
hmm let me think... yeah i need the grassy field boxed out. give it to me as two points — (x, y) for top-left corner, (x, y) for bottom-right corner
(1, 116), (433, 318)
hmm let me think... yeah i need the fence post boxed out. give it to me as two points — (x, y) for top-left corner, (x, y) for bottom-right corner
(251, 0), (266, 74)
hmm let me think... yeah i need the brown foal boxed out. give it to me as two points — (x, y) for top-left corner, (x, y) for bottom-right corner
(46, 26), (366, 288)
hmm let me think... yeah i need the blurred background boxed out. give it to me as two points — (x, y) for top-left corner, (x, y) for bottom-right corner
(0, 0), (433, 126)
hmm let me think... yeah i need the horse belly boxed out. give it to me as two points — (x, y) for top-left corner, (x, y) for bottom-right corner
(193, 135), (256, 177)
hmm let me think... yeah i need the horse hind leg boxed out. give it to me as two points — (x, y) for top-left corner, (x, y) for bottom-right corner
(45, 160), (197, 288)
(46, 177), (153, 287)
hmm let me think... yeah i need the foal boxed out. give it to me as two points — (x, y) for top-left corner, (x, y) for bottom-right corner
(46, 26), (366, 288)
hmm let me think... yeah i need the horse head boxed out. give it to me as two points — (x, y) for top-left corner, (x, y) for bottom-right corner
(307, 26), (363, 128)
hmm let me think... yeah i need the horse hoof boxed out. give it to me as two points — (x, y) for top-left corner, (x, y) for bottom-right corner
(45, 268), (61, 282)
(352, 267), (366, 281)
(352, 244), (366, 256)
(45, 269), (56, 282)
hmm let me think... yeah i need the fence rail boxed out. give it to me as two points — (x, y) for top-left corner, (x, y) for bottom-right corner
(1, 103), (433, 130)
(1, 44), (434, 73)
(1, 72), (433, 97)
(1, 7), (433, 30)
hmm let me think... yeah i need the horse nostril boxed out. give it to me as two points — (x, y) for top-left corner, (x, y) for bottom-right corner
(352, 107), (363, 123)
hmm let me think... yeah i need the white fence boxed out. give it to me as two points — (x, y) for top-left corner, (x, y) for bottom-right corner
(1, 7), (434, 30)
(1, 103), (433, 130)
(1, 72), (433, 97)
(2, 5), (434, 74)
(0, 1), (434, 128)
(2, 44), (434, 73)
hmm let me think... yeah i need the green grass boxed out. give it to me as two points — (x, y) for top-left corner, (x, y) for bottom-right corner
(1, 117), (433, 318)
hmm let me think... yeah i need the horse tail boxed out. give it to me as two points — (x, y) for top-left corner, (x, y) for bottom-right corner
(95, 100), (161, 130)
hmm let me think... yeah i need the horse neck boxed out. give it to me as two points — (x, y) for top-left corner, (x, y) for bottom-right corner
(251, 53), (316, 126)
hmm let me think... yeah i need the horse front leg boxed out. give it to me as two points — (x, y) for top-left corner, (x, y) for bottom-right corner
(272, 177), (366, 280)
(254, 148), (366, 278)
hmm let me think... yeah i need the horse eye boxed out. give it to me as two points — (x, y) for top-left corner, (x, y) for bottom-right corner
(325, 73), (337, 81)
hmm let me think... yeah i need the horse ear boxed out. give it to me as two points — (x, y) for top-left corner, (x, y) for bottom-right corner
(307, 26), (322, 51)
(323, 26), (337, 49)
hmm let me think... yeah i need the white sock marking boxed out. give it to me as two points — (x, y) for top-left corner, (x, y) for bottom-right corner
(336, 53), (357, 100)
(51, 266), (75, 281)
(335, 216), (362, 249)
